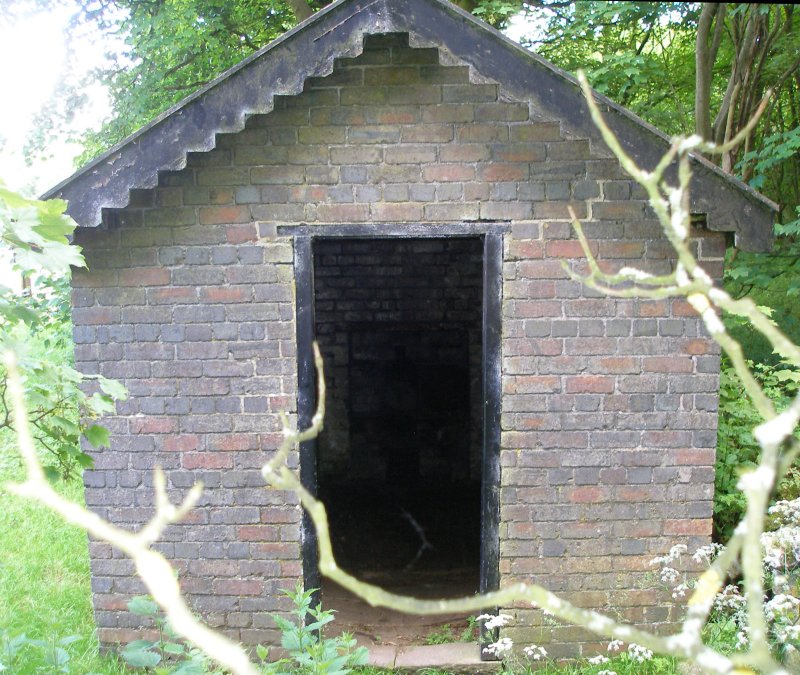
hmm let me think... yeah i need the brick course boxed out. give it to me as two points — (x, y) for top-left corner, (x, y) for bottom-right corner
(73, 33), (725, 651)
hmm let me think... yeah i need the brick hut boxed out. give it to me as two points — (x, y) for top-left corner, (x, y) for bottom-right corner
(46, 0), (776, 658)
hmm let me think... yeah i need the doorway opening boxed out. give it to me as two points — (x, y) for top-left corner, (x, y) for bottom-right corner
(293, 227), (502, 648)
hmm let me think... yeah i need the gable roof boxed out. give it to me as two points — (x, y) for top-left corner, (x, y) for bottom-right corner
(45, 0), (777, 251)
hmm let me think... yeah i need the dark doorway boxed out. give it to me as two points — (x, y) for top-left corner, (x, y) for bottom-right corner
(314, 237), (483, 596)
(292, 226), (502, 645)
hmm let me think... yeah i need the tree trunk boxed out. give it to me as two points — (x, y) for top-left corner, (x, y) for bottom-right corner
(285, 0), (314, 23)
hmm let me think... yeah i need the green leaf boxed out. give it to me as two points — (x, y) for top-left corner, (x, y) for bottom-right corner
(97, 375), (128, 401)
(162, 641), (187, 655)
(121, 649), (162, 668)
(128, 595), (159, 616)
(169, 660), (206, 674)
(84, 424), (111, 448)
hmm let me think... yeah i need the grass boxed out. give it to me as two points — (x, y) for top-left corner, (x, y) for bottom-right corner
(0, 445), (126, 673)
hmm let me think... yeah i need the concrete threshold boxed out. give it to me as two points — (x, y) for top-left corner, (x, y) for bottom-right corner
(366, 642), (502, 673)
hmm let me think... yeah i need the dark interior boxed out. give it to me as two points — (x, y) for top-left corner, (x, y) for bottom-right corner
(313, 237), (483, 596)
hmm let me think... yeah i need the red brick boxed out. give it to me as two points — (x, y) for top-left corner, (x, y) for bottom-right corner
(148, 287), (196, 303)
(478, 164), (529, 181)
(207, 434), (259, 451)
(371, 202), (423, 221)
(596, 357), (638, 374)
(316, 204), (370, 222)
(237, 525), (279, 542)
(683, 339), (710, 355)
(504, 375), (560, 394)
(182, 452), (234, 469)
(508, 240), (544, 259)
(209, 188), (235, 205)
(533, 201), (587, 219)
(671, 298), (697, 316)
(129, 417), (178, 434)
(676, 448), (715, 465)
(510, 300), (562, 318)
(199, 205), (251, 225)
(119, 267), (170, 287)
(598, 241), (645, 258)
(493, 143), (546, 162)
(71, 307), (119, 325)
(643, 356), (693, 373)
(565, 376), (614, 394)
(226, 224), (258, 243)
(545, 239), (597, 258)
(636, 300), (669, 317)
(518, 259), (568, 279)
(616, 486), (660, 501)
(438, 144), (490, 162)
(290, 186), (328, 202)
(212, 579), (264, 596)
(422, 164), (475, 182)
(592, 201), (645, 220)
(664, 519), (712, 536)
(260, 508), (299, 524)
(566, 486), (607, 503)
(164, 435), (199, 452)
(251, 542), (296, 557)
(200, 286), (251, 303)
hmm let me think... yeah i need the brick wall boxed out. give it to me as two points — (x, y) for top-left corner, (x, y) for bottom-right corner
(72, 32), (725, 653)
(314, 237), (483, 483)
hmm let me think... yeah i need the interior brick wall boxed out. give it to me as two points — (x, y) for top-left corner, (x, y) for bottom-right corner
(71, 33), (726, 653)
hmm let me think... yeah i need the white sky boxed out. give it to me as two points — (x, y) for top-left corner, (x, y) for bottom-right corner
(0, 3), (113, 197)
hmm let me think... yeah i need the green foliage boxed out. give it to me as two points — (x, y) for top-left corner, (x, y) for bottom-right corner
(76, 0), (301, 163)
(0, 457), (128, 674)
(423, 618), (477, 645)
(257, 584), (368, 675)
(121, 595), (214, 673)
(530, 2), (698, 135)
(0, 181), (126, 479)
(0, 629), (84, 673)
(739, 127), (800, 193)
(714, 358), (800, 542)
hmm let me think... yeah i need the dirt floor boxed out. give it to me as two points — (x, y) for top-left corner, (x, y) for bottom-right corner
(323, 568), (479, 647)
(318, 481), (483, 647)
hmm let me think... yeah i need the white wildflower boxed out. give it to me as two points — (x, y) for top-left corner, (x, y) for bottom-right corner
(672, 582), (689, 599)
(607, 639), (623, 652)
(523, 644), (547, 661)
(597, 670), (617, 675)
(660, 567), (680, 584)
(476, 613), (513, 630)
(627, 643), (653, 663)
(588, 654), (609, 665)
(483, 637), (513, 656)
(692, 543), (723, 565)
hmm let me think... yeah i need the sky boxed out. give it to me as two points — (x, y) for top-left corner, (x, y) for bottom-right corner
(0, 2), (113, 197)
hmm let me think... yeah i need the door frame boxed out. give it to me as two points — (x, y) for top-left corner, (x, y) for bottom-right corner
(287, 222), (504, 614)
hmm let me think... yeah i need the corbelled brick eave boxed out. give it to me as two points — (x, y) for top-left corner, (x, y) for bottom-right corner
(44, 0), (777, 251)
